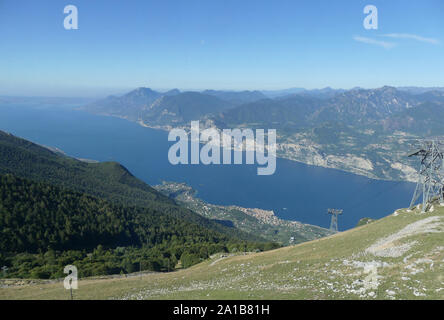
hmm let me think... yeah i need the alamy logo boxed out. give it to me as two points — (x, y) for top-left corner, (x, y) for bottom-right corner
(363, 5), (378, 30)
(64, 265), (78, 290)
(168, 121), (276, 175)
(63, 5), (78, 30)
(363, 265), (379, 291)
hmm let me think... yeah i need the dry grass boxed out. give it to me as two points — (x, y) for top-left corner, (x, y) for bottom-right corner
(1, 204), (443, 300)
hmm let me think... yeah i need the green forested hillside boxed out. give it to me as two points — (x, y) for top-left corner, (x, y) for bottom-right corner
(0, 130), (263, 241)
(0, 130), (173, 207)
(0, 174), (278, 279)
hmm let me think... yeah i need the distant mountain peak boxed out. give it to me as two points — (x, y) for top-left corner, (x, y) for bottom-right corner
(378, 85), (398, 92)
(163, 88), (181, 96)
(128, 87), (158, 96)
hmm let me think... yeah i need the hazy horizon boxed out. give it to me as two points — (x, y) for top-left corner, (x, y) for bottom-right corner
(2, 84), (444, 99)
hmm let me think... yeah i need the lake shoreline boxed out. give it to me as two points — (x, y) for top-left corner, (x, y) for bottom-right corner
(0, 104), (415, 230)
(108, 113), (415, 184)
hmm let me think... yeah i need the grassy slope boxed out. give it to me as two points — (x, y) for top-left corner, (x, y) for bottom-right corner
(2, 203), (443, 300)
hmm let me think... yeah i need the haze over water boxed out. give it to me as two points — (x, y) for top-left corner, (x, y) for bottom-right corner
(0, 103), (415, 230)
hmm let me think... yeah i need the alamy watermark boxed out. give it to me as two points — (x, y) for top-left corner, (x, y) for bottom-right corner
(64, 265), (78, 290)
(168, 121), (276, 175)
(63, 5), (78, 30)
(363, 5), (378, 30)
(363, 264), (379, 291)
(62, 4), (378, 31)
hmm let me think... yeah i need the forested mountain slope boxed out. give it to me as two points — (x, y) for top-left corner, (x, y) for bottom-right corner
(0, 130), (264, 241)
(0, 174), (276, 278)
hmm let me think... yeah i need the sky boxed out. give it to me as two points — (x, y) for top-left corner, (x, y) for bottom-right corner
(0, 0), (443, 97)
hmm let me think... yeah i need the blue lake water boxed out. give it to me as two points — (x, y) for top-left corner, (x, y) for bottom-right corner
(0, 103), (415, 230)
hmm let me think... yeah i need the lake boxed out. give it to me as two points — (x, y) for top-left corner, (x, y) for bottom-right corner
(0, 103), (415, 230)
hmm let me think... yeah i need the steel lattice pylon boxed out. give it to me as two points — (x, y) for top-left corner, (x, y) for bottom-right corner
(327, 208), (343, 232)
(408, 140), (444, 212)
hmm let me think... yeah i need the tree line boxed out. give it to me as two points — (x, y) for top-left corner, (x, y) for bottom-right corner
(0, 174), (279, 279)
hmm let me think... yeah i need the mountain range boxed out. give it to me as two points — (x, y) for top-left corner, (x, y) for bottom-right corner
(83, 85), (444, 130)
(83, 85), (444, 181)
(83, 88), (266, 127)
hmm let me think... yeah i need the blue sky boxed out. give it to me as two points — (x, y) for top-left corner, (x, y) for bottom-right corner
(0, 0), (443, 96)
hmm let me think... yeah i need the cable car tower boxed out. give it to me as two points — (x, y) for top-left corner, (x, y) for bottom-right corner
(327, 208), (343, 233)
(408, 139), (444, 212)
